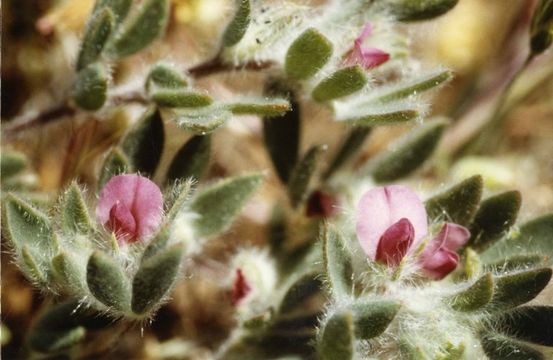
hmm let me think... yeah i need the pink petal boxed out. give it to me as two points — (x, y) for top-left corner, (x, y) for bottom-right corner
(108, 202), (137, 242)
(355, 23), (374, 46)
(346, 22), (390, 70)
(231, 269), (251, 306)
(358, 48), (390, 69)
(420, 248), (459, 280)
(96, 174), (163, 243)
(356, 185), (428, 260)
(441, 223), (470, 251)
(375, 218), (414, 266)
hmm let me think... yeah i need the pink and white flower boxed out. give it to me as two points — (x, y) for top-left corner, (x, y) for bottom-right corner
(345, 23), (390, 70)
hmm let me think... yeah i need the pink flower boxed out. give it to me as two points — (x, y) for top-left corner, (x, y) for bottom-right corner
(356, 185), (470, 279)
(231, 269), (251, 306)
(345, 23), (390, 70)
(96, 174), (163, 244)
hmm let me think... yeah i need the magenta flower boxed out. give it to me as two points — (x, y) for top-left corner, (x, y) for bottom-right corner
(96, 174), (163, 244)
(345, 23), (390, 70)
(231, 269), (251, 306)
(356, 185), (470, 279)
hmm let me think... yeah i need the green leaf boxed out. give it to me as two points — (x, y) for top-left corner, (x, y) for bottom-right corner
(318, 311), (354, 360)
(312, 66), (367, 102)
(171, 106), (232, 134)
(105, 0), (169, 59)
(468, 191), (522, 251)
(61, 183), (93, 234)
(121, 107), (164, 176)
(447, 273), (493, 312)
(72, 63), (109, 111)
(486, 254), (546, 273)
(287, 145), (324, 208)
(399, 340), (429, 360)
(52, 252), (86, 294)
(222, 0), (251, 46)
(166, 135), (211, 184)
(279, 272), (322, 314)
(189, 173), (264, 238)
(322, 225), (353, 299)
(132, 243), (184, 315)
(480, 333), (545, 360)
(263, 80), (300, 183)
(141, 226), (171, 261)
(390, 0), (459, 21)
(145, 62), (188, 91)
(151, 89), (213, 108)
(93, 0), (132, 24)
(463, 247), (482, 279)
(335, 104), (419, 126)
(323, 127), (371, 180)
(165, 178), (195, 221)
(349, 300), (401, 339)
(481, 214), (553, 265)
(530, 0), (553, 54)
(21, 246), (48, 285)
(225, 96), (291, 116)
(86, 251), (131, 311)
(98, 147), (132, 189)
(425, 175), (483, 225)
(285, 28), (333, 80)
(491, 268), (552, 310)
(1, 150), (28, 179)
(494, 306), (553, 346)
(77, 8), (114, 70)
(367, 120), (447, 182)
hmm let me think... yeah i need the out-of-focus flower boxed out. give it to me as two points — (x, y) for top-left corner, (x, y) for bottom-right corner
(345, 23), (390, 70)
(96, 174), (163, 244)
(306, 190), (339, 218)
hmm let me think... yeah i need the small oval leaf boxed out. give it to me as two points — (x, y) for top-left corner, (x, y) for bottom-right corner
(319, 311), (354, 360)
(222, 0), (251, 46)
(285, 28), (333, 80)
(349, 300), (401, 339)
(312, 66), (367, 102)
(72, 63), (109, 111)
(287, 145), (324, 208)
(322, 225), (353, 299)
(77, 8), (114, 70)
(86, 251), (131, 311)
(447, 273), (493, 312)
(151, 89), (213, 108)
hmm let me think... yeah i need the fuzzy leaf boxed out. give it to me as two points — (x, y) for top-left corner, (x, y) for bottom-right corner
(468, 191), (521, 251)
(93, 0), (132, 24)
(98, 147), (132, 189)
(322, 225), (353, 299)
(165, 179), (195, 221)
(121, 107), (164, 176)
(225, 97), (291, 116)
(171, 106), (231, 134)
(487, 254), (546, 273)
(141, 226), (171, 261)
(151, 89), (213, 108)
(349, 300), (401, 339)
(21, 246), (48, 285)
(222, 0), (251, 46)
(166, 135), (211, 184)
(105, 0), (169, 58)
(71, 63), (108, 111)
(285, 28), (333, 80)
(336, 106), (419, 126)
(279, 272), (322, 313)
(52, 252), (86, 294)
(145, 63), (188, 91)
(189, 173), (263, 237)
(447, 273), (493, 312)
(132, 243), (184, 315)
(390, 0), (459, 21)
(480, 333), (545, 360)
(323, 127), (371, 180)
(287, 145), (324, 208)
(312, 66), (367, 102)
(491, 268), (552, 310)
(319, 311), (354, 360)
(494, 306), (553, 346)
(425, 175), (483, 225)
(1, 150), (28, 179)
(86, 251), (131, 311)
(263, 81), (300, 183)
(367, 120), (447, 182)
(62, 183), (93, 234)
(77, 8), (114, 70)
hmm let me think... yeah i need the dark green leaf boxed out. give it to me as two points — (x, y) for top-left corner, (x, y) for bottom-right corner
(285, 28), (333, 80)
(318, 311), (354, 360)
(322, 225), (353, 299)
(279, 272), (322, 313)
(72, 63), (109, 111)
(166, 135), (211, 183)
(349, 300), (401, 339)
(323, 127), (371, 180)
(98, 147), (132, 189)
(287, 145), (324, 208)
(491, 268), (552, 310)
(77, 8), (114, 70)
(486, 254), (546, 273)
(151, 89), (213, 108)
(480, 333), (545, 360)
(86, 251), (131, 311)
(61, 183), (93, 234)
(447, 273), (493, 312)
(312, 66), (367, 102)
(494, 306), (553, 346)
(93, 0), (132, 24)
(222, 0), (251, 46)
(141, 226), (171, 261)
(390, 0), (459, 21)
(341, 109), (419, 126)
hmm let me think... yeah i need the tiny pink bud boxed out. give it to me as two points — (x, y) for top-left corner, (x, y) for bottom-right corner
(96, 174), (163, 244)
(375, 218), (414, 266)
(345, 22), (390, 70)
(231, 269), (251, 306)
(420, 248), (460, 280)
(306, 190), (339, 218)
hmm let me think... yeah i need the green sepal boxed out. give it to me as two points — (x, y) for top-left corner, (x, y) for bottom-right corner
(52, 252), (86, 294)
(318, 311), (354, 360)
(367, 120), (447, 182)
(132, 243), (184, 315)
(390, 0), (459, 21)
(312, 66), (367, 102)
(447, 272), (493, 312)
(121, 107), (164, 176)
(369, 70), (453, 103)
(151, 89), (213, 108)
(77, 7), (114, 70)
(189, 173), (264, 238)
(171, 106), (232, 134)
(105, 0), (169, 59)
(1, 150), (28, 179)
(98, 147), (132, 189)
(463, 247), (482, 279)
(145, 62), (188, 91)
(61, 182), (93, 234)
(285, 28), (333, 80)
(72, 63), (109, 111)
(287, 145), (324, 208)
(425, 175), (483, 225)
(480, 333), (545, 360)
(323, 127), (371, 180)
(490, 268), (552, 310)
(225, 97), (291, 116)
(222, 0), (251, 46)
(349, 300), (401, 339)
(322, 225), (353, 299)
(468, 191), (521, 251)
(435, 342), (465, 360)
(279, 272), (322, 314)
(86, 251), (131, 311)
(493, 306), (553, 346)
(93, 0), (132, 24)
(166, 135), (211, 184)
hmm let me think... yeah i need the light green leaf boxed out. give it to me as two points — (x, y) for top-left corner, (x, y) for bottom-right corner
(312, 66), (367, 102)
(86, 251), (131, 311)
(322, 225), (353, 299)
(52, 252), (86, 294)
(349, 300), (401, 339)
(222, 0), (251, 46)
(61, 183), (93, 234)
(318, 311), (354, 360)
(1, 150), (28, 179)
(165, 178), (195, 221)
(225, 96), (291, 116)
(151, 89), (213, 108)
(77, 7), (114, 70)
(72, 63), (109, 111)
(171, 106), (232, 134)
(287, 145), (324, 208)
(285, 28), (333, 80)
(93, 0), (132, 24)
(145, 62), (188, 91)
